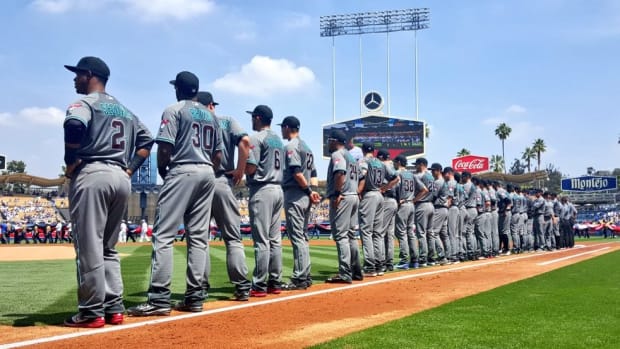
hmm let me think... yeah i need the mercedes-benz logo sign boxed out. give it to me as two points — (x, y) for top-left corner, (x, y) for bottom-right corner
(363, 91), (383, 111)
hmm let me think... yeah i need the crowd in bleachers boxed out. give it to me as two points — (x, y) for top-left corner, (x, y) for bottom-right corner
(0, 195), (70, 244)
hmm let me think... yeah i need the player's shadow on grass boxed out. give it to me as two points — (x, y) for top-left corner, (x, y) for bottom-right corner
(6, 312), (72, 327)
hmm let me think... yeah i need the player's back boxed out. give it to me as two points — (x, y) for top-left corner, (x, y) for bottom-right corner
(68, 92), (145, 167)
(247, 129), (283, 186)
(282, 137), (314, 188)
(157, 100), (220, 166)
(215, 115), (247, 173)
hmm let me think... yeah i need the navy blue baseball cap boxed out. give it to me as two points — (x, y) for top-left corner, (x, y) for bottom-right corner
(170, 71), (199, 95)
(278, 116), (300, 129)
(196, 91), (219, 106)
(377, 149), (390, 160)
(328, 130), (347, 144)
(362, 142), (374, 153)
(64, 56), (110, 79)
(246, 105), (273, 121)
(394, 155), (408, 166)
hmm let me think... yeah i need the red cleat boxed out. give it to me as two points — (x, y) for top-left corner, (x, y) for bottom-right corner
(105, 313), (124, 325)
(64, 314), (105, 328)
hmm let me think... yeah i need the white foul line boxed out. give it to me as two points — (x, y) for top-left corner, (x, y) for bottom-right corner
(1, 243), (613, 349)
(536, 247), (610, 266)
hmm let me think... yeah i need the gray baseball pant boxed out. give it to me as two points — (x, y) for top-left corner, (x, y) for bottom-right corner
(415, 202), (434, 263)
(510, 212), (521, 252)
(249, 184), (284, 292)
(329, 194), (362, 281)
(533, 215), (545, 250)
(382, 197), (398, 269)
(447, 206), (460, 260)
(359, 191), (384, 272)
(284, 187), (312, 285)
(464, 207), (478, 257)
(203, 175), (251, 292)
(148, 164), (215, 307)
(431, 206), (448, 261)
(395, 202), (417, 265)
(69, 162), (129, 318)
(474, 213), (490, 256)
(491, 209), (499, 254)
(499, 211), (511, 252)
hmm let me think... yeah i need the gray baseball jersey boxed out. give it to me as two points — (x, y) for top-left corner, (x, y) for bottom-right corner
(463, 182), (477, 208)
(156, 100), (222, 166)
(416, 170), (435, 202)
(432, 178), (450, 207)
(396, 170), (421, 201)
(66, 92), (153, 167)
(215, 115), (247, 173)
(359, 157), (393, 192)
(446, 179), (458, 206)
(326, 148), (359, 197)
(247, 129), (284, 185)
(282, 137), (315, 188)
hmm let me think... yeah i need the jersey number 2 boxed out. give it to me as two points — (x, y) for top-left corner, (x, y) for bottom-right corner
(111, 120), (125, 150)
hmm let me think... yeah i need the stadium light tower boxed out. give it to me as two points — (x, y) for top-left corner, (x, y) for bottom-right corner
(320, 8), (430, 121)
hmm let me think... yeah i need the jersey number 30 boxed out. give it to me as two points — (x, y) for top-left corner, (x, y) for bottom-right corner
(192, 123), (215, 151)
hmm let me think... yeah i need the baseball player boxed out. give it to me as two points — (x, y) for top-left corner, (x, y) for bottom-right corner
(543, 192), (555, 250)
(461, 172), (479, 260)
(413, 158), (435, 267)
(325, 130), (363, 284)
(495, 182), (512, 255)
(508, 184), (521, 254)
(377, 149), (398, 272)
(196, 91), (252, 301)
(357, 144), (398, 276)
(560, 196), (577, 248)
(429, 163), (449, 265)
(393, 155), (424, 269)
(487, 181), (500, 256)
(63, 56), (154, 327)
(443, 167), (461, 263)
(128, 71), (221, 316)
(118, 220), (127, 243)
(245, 105), (284, 297)
(279, 116), (321, 290)
(139, 219), (149, 242)
(531, 189), (546, 251)
(454, 172), (468, 262)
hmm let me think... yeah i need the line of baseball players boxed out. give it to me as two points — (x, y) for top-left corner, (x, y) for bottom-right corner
(60, 55), (580, 329)
(61, 56), (324, 327)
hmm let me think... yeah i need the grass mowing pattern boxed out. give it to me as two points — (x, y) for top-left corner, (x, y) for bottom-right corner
(312, 250), (620, 349)
(0, 243), (342, 326)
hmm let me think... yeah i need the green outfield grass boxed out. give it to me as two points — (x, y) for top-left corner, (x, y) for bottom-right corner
(312, 250), (620, 349)
(0, 243), (341, 326)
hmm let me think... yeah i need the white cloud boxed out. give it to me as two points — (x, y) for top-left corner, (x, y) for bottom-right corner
(0, 107), (65, 127)
(31, 0), (215, 21)
(126, 0), (215, 22)
(212, 56), (316, 97)
(234, 31), (257, 41)
(283, 13), (312, 29)
(505, 104), (527, 114)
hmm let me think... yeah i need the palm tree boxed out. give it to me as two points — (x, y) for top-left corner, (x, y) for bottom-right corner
(521, 147), (537, 172)
(532, 138), (546, 171)
(494, 123), (512, 173)
(456, 148), (471, 157)
(490, 155), (504, 173)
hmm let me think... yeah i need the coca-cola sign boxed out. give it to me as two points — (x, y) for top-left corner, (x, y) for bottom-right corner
(451, 155), (489, 173)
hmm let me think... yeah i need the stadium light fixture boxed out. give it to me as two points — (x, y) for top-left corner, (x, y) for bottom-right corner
(320, 9), (430, 121)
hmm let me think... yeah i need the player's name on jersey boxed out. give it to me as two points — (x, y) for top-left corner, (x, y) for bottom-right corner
(100, 102), (132, 119)
(189, 107), (213, 122)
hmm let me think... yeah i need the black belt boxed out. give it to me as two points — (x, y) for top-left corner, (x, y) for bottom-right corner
(215, 171), (233, 178)
(383, 193), (396, 199)
(248, 182), (280, 188)
(434, 205), (447, 209)
(415, 201), (431, 205)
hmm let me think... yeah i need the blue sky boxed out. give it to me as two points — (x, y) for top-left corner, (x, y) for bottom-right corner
(1, 0), (619, 179)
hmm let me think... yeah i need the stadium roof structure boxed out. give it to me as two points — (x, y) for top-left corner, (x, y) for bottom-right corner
(477, 170), (548, 184)
(0, 173), (67, 187)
